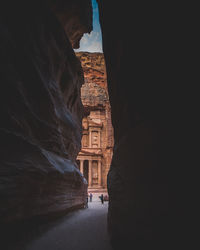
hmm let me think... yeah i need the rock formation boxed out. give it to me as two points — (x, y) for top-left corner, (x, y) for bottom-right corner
(76, 52), (107, 88)
(0, 0), (92, 223)
(97, 0), (185, 249)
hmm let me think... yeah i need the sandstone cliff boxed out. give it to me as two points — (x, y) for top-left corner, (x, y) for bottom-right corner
(76, 52), (107, 88)
(76, 52), (108, 108)
(0, 0), (92, 223)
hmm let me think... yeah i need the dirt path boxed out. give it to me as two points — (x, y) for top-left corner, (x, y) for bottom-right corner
(25, 196), (112, 250)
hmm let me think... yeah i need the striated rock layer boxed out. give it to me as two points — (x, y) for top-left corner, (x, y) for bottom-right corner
(0, 0), (92, 223)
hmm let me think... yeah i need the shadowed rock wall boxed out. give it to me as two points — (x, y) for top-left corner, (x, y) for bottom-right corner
(97, 1), (185, 249)
(0, 0), (92, 223)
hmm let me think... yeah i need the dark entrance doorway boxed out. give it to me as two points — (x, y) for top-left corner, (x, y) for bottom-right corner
(83, 160), (89, 182)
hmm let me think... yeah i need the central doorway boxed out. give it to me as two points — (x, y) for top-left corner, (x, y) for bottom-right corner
(83, 160), (89, 182)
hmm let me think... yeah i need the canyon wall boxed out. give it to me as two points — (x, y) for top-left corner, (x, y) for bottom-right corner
(0, 0), (92, 223)
(97, 1), (184, 249)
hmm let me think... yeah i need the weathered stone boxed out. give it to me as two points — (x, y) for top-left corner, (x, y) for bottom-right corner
(76, 52), (107, 88)
(0, 0), (92, 223)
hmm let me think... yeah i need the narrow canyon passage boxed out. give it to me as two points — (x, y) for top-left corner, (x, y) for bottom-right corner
(25, 195), (112, 250)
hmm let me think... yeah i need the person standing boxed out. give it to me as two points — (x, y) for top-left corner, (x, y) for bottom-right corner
(99, 194), (104, 204)
(89, 193), (93, 202)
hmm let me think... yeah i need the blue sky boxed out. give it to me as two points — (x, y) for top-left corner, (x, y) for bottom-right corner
(75, 0), (102, 52)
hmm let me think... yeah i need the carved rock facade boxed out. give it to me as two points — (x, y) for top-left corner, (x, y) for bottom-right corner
(76, 52), (113, 191)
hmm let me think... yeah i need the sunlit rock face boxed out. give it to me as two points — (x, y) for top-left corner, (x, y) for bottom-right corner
(76, 52), (108, 104)
(0, 0), (92, 223)
(76, 52), (107, 88)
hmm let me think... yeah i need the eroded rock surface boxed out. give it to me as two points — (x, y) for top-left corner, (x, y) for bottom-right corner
(0, 0), (92, 223)
(76, 52), (108, 105)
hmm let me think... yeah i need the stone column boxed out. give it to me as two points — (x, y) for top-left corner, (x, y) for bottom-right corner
(80, 160), (84, 174)
(98, 160), (102, 187)
(89, 130), (92, 148)
(98, 131), (101, 148)
(89, 160), (92, 187)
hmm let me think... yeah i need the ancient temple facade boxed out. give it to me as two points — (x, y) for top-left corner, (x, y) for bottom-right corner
(76, 52), (114, 192)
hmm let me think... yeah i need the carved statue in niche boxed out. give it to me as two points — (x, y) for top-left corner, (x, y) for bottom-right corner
(82, 134), (88, 147)
(82, 117), (88, 130)
(92, 131), (98, 148)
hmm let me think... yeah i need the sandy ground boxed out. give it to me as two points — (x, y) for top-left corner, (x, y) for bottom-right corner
(25, 194), (112, 250)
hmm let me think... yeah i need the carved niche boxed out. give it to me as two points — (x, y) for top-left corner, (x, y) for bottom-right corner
(82, 134), (88, 147)
(91, 131), (99, 148)
(82, 117), (88, 130)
